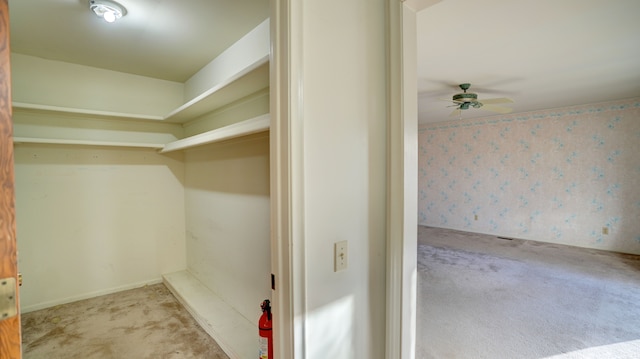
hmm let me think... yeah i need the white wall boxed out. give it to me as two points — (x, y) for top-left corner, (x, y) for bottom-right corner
(184, 133), (271, 323)
(11, 54), (184, 117)
(295, 0), (388, 357)
(15, 145), (186, 312)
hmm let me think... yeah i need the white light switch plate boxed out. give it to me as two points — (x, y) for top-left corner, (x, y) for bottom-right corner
(334, 240), (348, 272)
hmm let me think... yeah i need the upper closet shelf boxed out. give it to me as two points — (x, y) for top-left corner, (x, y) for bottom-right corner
(164, 59), (269, 124)
(13, 137), (165, 149)
(160, 114), (270, 153)
(12, 102), (164, 121)
(12, 58), (269, 125)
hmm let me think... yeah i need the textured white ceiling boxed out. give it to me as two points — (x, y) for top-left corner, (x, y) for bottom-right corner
(417, 0), (640, 124)
(9, 0), (270, 82)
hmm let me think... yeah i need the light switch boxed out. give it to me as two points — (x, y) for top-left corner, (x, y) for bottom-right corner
(334, 240), (348, 272)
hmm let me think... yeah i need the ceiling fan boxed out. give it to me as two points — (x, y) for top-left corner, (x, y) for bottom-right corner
(444, 83), (514, 118)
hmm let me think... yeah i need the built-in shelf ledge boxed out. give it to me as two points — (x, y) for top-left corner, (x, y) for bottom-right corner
(164, 58), (269, 124)
(163, 271), (255, 359)
(13, 114), (268, 151)
(160, 114), (270, 153)
(13, 137), (165, 149)
(12, 102), (164, 121)
(12, 58), (268, 125)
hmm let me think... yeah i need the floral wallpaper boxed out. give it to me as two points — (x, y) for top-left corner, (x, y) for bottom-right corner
(418, 98), (640, 255)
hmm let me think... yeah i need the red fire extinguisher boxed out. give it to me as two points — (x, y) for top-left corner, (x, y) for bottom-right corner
(258, 299), (273, 359)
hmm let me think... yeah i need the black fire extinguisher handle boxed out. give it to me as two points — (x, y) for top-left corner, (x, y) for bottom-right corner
(261, 299), (272, 321)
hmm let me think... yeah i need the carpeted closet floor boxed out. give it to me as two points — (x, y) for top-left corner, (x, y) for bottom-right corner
(21, 283), (229, 359)
(417, 226), (640, 359)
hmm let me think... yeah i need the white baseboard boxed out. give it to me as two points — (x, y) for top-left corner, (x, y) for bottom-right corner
(20, 278), (164, 313)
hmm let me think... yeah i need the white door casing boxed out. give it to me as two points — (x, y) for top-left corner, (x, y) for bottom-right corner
(269, 1), (417, 357)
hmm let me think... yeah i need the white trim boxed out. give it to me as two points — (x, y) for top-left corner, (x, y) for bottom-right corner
(20, 278), (163, 313)
(386, 2), (418, 359)
(270, 0), (305, 357)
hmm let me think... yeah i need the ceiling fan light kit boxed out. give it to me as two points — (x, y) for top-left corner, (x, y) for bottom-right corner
(89, 0), (127, 23)
(446, 83), (513, 118)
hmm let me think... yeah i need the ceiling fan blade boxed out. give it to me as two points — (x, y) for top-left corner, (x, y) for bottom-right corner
(479, 97), (514, 105)
(482, 104), (513, 114)
(449, 109), (462, 118)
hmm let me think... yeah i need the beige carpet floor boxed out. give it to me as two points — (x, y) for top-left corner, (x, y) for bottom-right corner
(21, 283), (230, 359)
(417, 226), (640, 359)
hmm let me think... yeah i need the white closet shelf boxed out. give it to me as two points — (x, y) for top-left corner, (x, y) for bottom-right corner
(13, 114), (269, 151)
(160, 114), (270, 153)
(13, 137), (165, 149)
(164, 59), (269, 123)
(12, 102), (164, 121)
(12, 58), (269, 125)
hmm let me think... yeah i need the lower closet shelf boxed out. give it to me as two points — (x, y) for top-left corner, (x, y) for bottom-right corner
(163, 271), (255, 359)
(159, 114), (270, 153)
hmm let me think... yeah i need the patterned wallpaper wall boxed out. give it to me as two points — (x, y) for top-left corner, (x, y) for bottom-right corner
(418, 98), (640, 255)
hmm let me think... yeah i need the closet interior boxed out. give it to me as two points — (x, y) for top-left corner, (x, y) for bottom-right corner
(13, 18), (272, 359)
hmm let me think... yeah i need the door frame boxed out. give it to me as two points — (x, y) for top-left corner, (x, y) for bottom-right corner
(269, 0), (418, 358)
(0, 0), (22, 357)
(269, 0), (301, 357)
(386, 2), (418, 359)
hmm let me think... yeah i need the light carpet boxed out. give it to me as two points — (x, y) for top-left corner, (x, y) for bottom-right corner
(21, 283), (230, 359)
(417, 226), (640, 359)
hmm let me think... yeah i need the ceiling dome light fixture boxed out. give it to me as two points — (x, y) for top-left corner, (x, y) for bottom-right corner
(89, 0), (127, 23)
